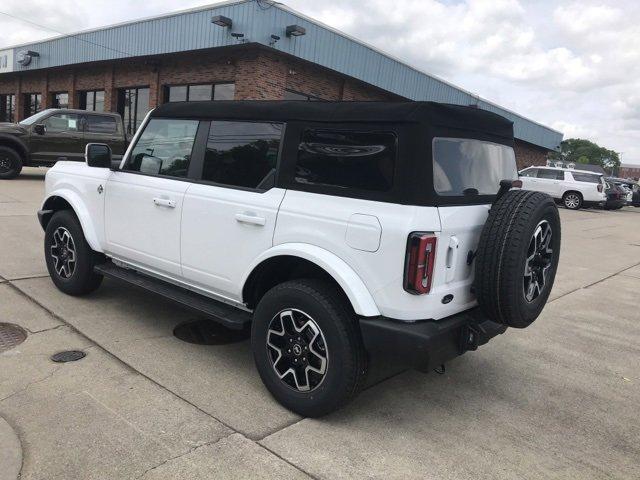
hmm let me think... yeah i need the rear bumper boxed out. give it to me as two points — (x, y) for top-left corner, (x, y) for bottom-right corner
(358, 308), (507, 371)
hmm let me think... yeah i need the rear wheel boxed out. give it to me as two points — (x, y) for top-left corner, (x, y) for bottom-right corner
(562, 191), (582, 210)
(251, 279), (367, 417)
(44, 210), (104, 296)
(0, 147), (22, 179)
(475, 190), (561, 329)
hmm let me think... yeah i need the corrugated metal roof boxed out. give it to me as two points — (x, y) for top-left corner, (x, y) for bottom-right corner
(0, 0), (563, 150)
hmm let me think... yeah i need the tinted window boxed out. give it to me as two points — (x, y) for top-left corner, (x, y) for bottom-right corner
(44, 113), (79, 132)
(119, 87), (150, 134)
(165, 83), (235, 102)
(433, 138), (517, 196)
(202, 121), (283, 189)
(85, 115), (117, 134)
(572, 172), (601, 183)
(537, 169), (562, 180)
(52, 93), (69, 109)
(296, 129), (396, 191)
(80, 90), (105, 112)
(126, 118), (199, 178)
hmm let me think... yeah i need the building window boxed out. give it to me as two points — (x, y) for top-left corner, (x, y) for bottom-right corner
(0, 94), (16, 122)
(203, 121), (283, 190)
(164, 83), (235, 102)
(79, 90), (105, 112)
(295, 129), (397, 191)
(51, 92), (69, 109)
(23, 93), (42, 118)
(118, 87), (150, 134)
(284, 89), (323, 101)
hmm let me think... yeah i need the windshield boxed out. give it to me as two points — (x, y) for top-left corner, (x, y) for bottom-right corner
(19, 109), (56, 126)
(433, 138), (518, 196)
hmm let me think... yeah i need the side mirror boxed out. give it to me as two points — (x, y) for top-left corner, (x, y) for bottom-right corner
(85, 143), (112, 168)
(33, 124), (46, 135)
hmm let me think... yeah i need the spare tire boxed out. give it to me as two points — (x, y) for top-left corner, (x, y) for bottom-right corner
(474, 189), (561, 329)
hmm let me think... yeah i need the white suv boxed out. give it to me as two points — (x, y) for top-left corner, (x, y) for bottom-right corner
(38, 101), (561, 416)
(519, 166), (606, 210)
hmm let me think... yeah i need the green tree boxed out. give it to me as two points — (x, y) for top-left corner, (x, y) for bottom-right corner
(549, 138), (620, 172)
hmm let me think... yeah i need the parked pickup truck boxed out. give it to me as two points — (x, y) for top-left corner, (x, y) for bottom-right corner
(0, 108), (127, 179)
(38, 101), (561, 416)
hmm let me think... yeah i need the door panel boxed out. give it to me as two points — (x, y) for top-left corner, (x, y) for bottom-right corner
(104, 171), (189, 277)
(181, 185), (286, 300)
(29, 113), (83, 163)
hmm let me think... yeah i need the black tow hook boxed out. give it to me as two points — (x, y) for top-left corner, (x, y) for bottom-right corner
(460, 324), (481, 352)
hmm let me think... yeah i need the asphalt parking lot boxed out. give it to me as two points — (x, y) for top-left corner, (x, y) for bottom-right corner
(1, 168), (639, 480)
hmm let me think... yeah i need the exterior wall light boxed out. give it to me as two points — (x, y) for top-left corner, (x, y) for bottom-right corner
(286, 25), (306, 37)
(211, 15), (233, 28)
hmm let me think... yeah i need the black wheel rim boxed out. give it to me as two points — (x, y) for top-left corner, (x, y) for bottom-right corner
(266, 309), (328, 392)
(0, 155), (12, 173)
(50, 227), (77, 279)
(523, 220), (554, 302)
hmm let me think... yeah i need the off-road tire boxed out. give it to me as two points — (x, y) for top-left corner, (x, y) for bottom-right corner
(562, 191), (582, 210)
(44, 210), (104, 296)
(252, 279), (367, 417)
(0, 146), (23, 179)
(474, 190), (561, 329)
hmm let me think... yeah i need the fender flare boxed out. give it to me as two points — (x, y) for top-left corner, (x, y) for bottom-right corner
(242, 243), (381, 317)
(0, 134), (29, 160)
(41, 189), (102, 252)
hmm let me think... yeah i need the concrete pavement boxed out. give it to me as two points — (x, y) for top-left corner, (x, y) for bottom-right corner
(1, 168), (639, 479)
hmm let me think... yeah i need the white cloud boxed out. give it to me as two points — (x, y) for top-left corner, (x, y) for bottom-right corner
(0, 0), (639, 162)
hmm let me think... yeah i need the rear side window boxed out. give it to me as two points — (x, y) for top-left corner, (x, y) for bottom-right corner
(202, 121), (283, 190)
(85, 115), (117, 134)
(572, 172), (601, 183)
(295, 129), (396, 191)
(126, 118), (199, 178)
(536, 169), (563, 180)
(433, 138), (517, 196)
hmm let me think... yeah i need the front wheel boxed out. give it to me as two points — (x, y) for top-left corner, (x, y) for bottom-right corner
(0, 147), (23, 179)
(562, 192), (582, 210)
(251, 279), (367, 417)
(44, 210), (104, 296)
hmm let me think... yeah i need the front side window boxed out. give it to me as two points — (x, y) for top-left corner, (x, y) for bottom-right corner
(44, 113), (79, 132)
(295, 129), (396, 191)
(519, 168), (538, 177)
(202, 121), (283, 189)
(125, 118), (199, 178)
(85, 115), (117, 134)
(433, 138), (517, 196)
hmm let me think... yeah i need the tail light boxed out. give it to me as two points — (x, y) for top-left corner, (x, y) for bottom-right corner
(597, 184), (603, 193)
(404, 233), (437, 295)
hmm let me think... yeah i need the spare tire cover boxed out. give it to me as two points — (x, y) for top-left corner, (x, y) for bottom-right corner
(474, 189), (561, 328)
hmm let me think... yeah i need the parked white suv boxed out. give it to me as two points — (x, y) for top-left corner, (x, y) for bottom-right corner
(39, 101), (561, 416)
(519, 166), (606, 210)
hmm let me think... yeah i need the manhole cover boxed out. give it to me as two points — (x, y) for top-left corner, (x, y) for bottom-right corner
(173, 319), (249, 345)
(51, 350), (86, 363)
(0, 323), (27, 352)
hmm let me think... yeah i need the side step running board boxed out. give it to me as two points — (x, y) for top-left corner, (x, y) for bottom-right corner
(94, 262), (251, 330)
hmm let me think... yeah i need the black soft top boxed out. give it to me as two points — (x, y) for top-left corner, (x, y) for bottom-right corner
(152, 100), (513, 140)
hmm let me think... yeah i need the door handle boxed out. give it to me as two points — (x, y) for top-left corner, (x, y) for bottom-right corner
(153, 197), (176, 208)
(235, 213), (266, 226)
(445, 236), (459, 283)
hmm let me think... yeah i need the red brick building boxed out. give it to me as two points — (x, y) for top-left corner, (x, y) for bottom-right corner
(0, 1), (562, 165)
(619, 164), (640, 180)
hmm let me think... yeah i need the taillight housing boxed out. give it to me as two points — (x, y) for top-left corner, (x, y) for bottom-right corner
(404, 233), (437, 295)
(597, 184), (603, 193)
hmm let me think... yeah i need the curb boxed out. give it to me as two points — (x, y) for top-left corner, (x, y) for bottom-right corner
(0, 416), (22, 480)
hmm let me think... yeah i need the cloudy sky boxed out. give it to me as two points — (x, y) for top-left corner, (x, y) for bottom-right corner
(1, 0), (638, 164)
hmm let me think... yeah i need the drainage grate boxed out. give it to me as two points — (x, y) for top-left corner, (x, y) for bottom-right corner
(0, 323), (27, 352)
(51, 350), (86, 363)
(173, 319), (249, 345)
